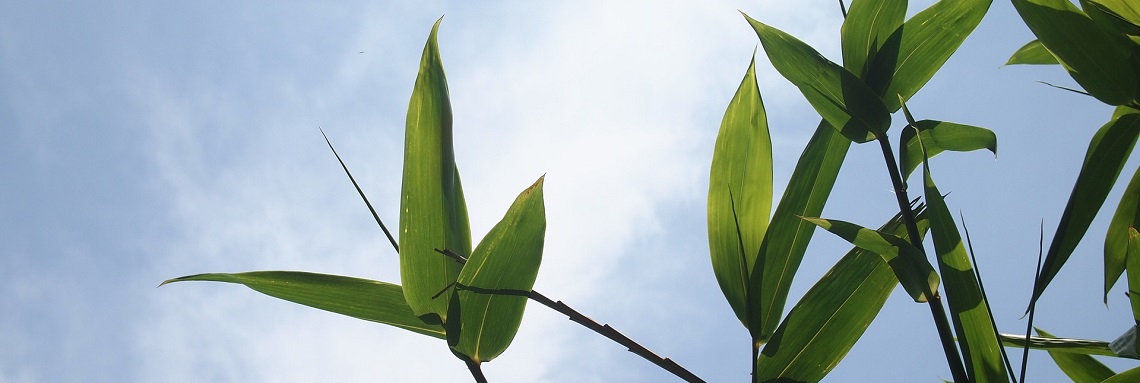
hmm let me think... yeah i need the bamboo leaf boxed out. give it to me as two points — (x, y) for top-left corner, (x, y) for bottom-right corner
(161, 271), (445, 339)
(801, 216), (939, 302)
(1128, 228), (1140, 337)
(1036, 328), (1117, 383)
(708, 54), (773, 337)
(745, 13), (891, 143)
(922, 154), (1008, 382)
(400, 18), (472, 323)
(448, 177), (546, 364)
(755, 206), (927, 383)
(750, 120), (852, 343)
(1082, 0), (1140, 40)
(1012, 0), (1138, 106)
(1105, 166), (1140, 300)
(840, 0), (907, 76)
(1005, 40), (1060, 65)
(867, 0), (993, 112)
(900, 120), (998, 181)
(1031, 108), (1140, 307)
(1102, 365), (1140, 383)
(1000, 333), (1129, 357)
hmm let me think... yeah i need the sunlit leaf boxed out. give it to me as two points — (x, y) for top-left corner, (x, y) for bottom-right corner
(1012, 0), (1138, 105)
(801, 216), (939, 302)
(708, 54), (772, 338)
(841, 0), (907, 76)
(1036, 328), (1116, 383)
(867, 0), (992, 112)
(448, 177), (546, 364)
(1000, 333), (1127, 357)
(1105, 166), (1140, 300)
(1031, 108), (1140, 307)
(755, 206), (927, 383)
(400, 18), (472, 323)
(1005, 40), (1060, 65)
(899, 120), (998, 181)
(1102, 365), (1140, 383)
(745, 13), (890, 143)
(1082, 0), (1140, 39)
(921, 152), (1008, 382)
(161, 271), (445, 339)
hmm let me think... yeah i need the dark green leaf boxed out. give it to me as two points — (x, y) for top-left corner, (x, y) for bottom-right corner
(900, 120), (998, 181)
(755, 206), (926, 383)
(708, 55), (773, 336)
(400, 18), (472, 323)
(448, 177), (546, 363)
(1005, 40), (1061, 65)
(161, 271), (445, 339)
(1106, 166), (1140, 299)
(1031, 108), (1140, 307)
(801, 216), (939, 302)
(745, 13), (891, 143)
(1128, 228), (1140, 337)
(867, 0), (993, 111)
(840, 0), (907, 76)
(1036, 328), (1117, 383)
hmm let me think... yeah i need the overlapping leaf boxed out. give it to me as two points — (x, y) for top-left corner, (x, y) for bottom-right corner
(801, 216), (939, 302)
(161, 271), (445, 339)
(1105, 166), (1140, 299)
(840, 0), (907, 77)
(1036, 328), (1116, 383)
(1005, 40), (1061, 65)
(448, 177), (546, 364)
(400, 18), (472, 323)
(899, 120), (998, 180)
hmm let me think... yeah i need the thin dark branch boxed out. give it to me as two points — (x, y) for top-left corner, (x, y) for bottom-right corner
(464, 359), (488, 383)
(320, 128), (400, 253)
(1020, 221), (1045, 383)
(839, 0), (848, 18)
(435, 248), (706, 383)
(961, 213), (1019, 383)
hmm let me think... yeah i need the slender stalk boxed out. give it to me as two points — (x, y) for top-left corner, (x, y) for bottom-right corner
(464, 359), (488, 383)
(876, 136), (971, 383)
(1020, 222), (1045, 383)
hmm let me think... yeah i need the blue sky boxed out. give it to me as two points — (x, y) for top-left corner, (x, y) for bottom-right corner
(1, 0), (1137, 382)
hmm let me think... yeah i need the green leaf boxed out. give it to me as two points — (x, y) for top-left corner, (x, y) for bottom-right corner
(745, 13), (891, 143)
(1082, 0), (1140, 39)
(1031, 108), (1140, 307)
(1005, 40), (1061, 65)
(161, 271), (445, 339)
(1036, 328), (1117, 383)
(922, 155), (1008, 383)
(755, 206), (927, 383)
(1012, 0), (1138, 106)
(867, 0), (993, 112)
(400, 18), (472, 323)
(1103, 365), (1140, 383)
(1000, 333), (1127, 357)
(899, 120), (998, 181)
(448, 177), (546, 364)
(708, 54), (773, 337)
(801, 216), (939, 302)
(750, 120), (852, 343)
(1106, 166), (1140, 299)
(1128, 228), (1140, 336)
(840, 0), (907, 76)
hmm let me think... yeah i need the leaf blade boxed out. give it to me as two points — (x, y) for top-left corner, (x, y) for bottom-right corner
(900, 120), (998, 181)
(1036, 328), (1117, 383)
(801, 216), (940, 302)
(841, 0), (907, 76)
(1105, 166), (1140, 299)
(1005, 40), (1061, 66)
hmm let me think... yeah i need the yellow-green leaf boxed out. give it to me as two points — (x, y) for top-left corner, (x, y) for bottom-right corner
(1105, 166), (1140, 299)
(1127, 228), (1140, 339)
(1037, 328), (1117, 383)
(448, 177), (546, 364)
(900, 120), (998, 181)
(801, 216), (939, 302)
(841, 0), (907, 76)
(1102, 365), (1140, 383)
(1005, 40), (1061, 65)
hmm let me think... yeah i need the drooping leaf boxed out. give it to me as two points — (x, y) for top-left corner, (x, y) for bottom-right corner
(1036, 328), (1117, 383)
(448, 177), (546, 364)
(750, 120), (852, 343)
(922, 153), (1008, 383)
(755, 206), (927, 383)
(1105, 166), (1140, 299)
(745, 13), (891, 143)
(867, 0), (993, 112)
(708, 54), (773, 337)
(899, 120), (998, 181)
(1000, 333), (1127, 357)
(1012, 0), (1138, 106)
(1031, 108), (1140, 307)
(1005, 40), (1061, 65)
(161, 271), (445, 339)
(801, 216), (939, 302)
(400, 18), (472, 323)
(840, 0), (907, 76)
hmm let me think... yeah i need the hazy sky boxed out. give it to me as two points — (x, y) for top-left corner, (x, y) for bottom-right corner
(2, 1), (1137, 382)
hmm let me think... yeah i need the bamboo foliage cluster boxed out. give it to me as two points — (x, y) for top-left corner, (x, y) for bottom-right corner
(162, 1), (1140, 381)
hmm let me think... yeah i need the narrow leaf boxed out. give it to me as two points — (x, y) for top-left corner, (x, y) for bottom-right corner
(1105, 166), (1140, 299)
(1005, 40), (1061, 66)
(1102, 365), (1140, 383)
(840, 0), (907, 76)
(161, 271), (445, 339)
(400, 18), (472, 323)
(1000, 333), (1136, 358)
(448, 177), (546, 363)
(900, 120), (998, 181)
(1036, 328), (1116, 383)
(801, 216), (939, 302)
(1031, 108), (1140, 307)
(1128, 228), (1140, 337)
(755, 206), (927, 383)
(867, 0), (993, 111)
(708, 54), (773, 336)
(745, 13), (891, 143)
